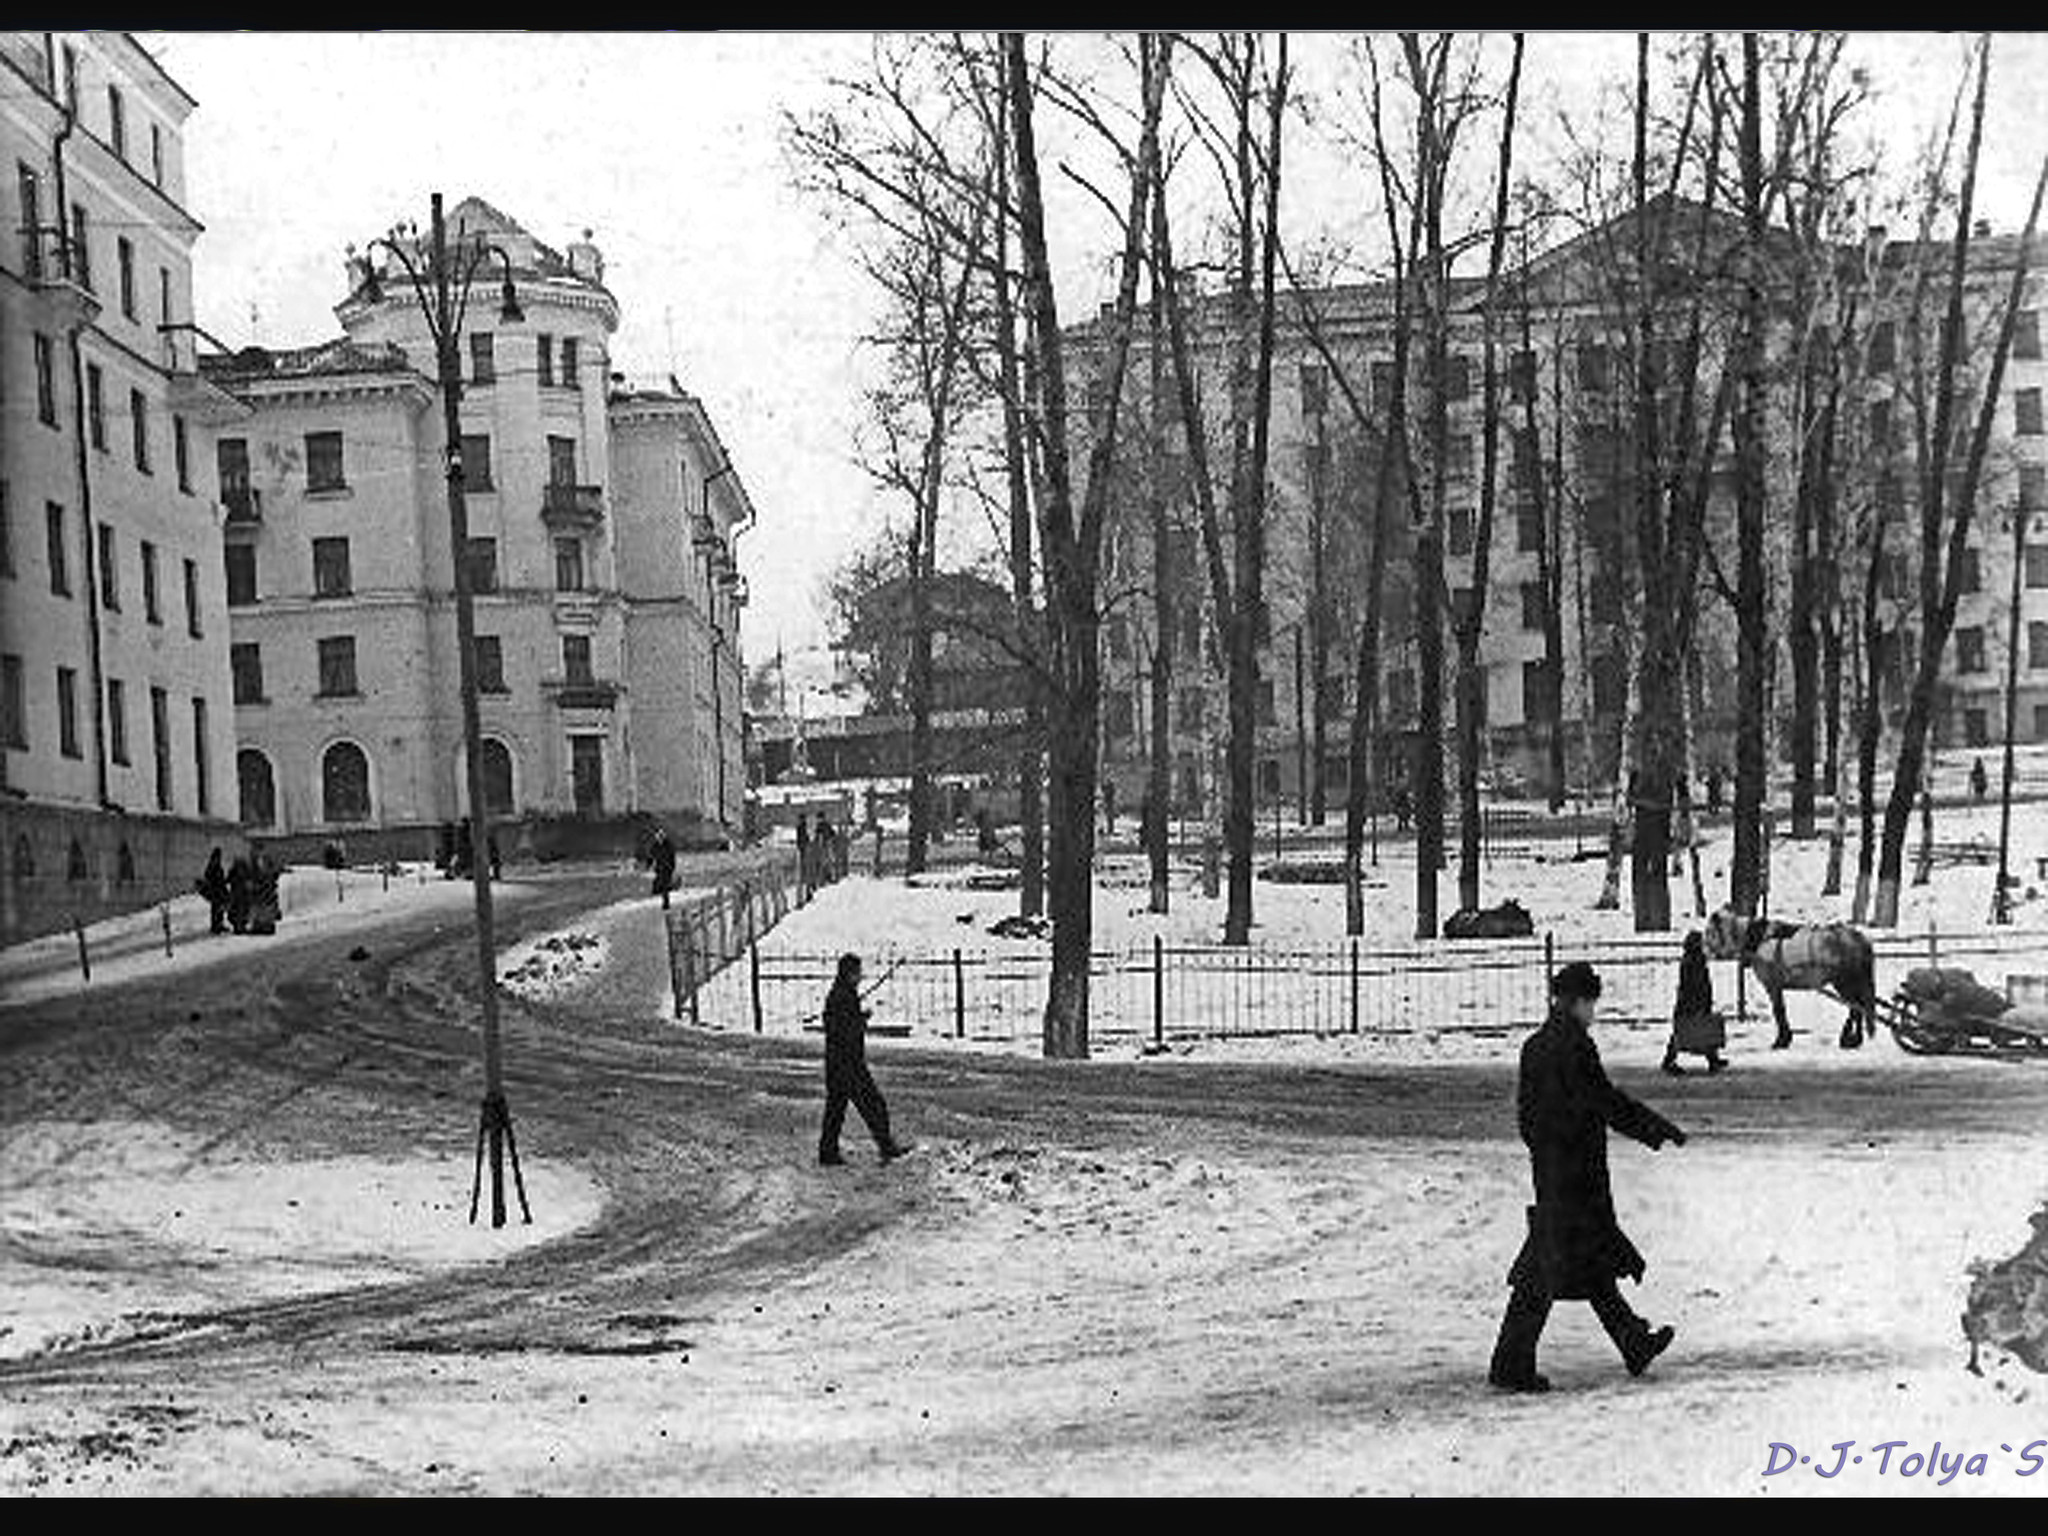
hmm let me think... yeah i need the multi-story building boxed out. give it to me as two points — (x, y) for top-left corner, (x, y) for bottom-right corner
(1070, 199), (2047, 819)
(199, 198), (752, 861)
(1, 30), (244, 944)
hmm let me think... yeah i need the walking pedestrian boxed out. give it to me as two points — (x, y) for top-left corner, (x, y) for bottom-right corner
(225, 853), (253, 935)
(1661, 930), (1728, 1075)
(795, 814), (812, 897)
(487, 831), (502, 883)
(1489, 961), (1686, 1393)
(818, 953), (914, 1167)
(196, 847), (230, 935)
(649, 825), (677, 905)
(1971, 756), (1989, 803)
(453, 820), (474, 880)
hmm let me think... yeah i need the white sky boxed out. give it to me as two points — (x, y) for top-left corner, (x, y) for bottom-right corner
(139, 31), (2048, 683)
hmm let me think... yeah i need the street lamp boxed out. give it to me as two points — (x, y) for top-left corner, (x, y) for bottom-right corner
(352, 193), (530, 1228)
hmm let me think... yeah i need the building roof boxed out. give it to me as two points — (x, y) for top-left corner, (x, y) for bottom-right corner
(199, 337), (422, 386)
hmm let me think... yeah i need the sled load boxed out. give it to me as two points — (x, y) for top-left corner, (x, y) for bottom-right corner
(1443, 898), (1536, 941)
(1880, 966), (2048, 1056)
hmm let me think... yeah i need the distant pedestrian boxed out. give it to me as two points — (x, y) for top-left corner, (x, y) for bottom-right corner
(796, 814), (812, 896)
(1971, 756), (1989, 803)
(1706, 766), (1724, 815)
(1490, 961), (1686, 1393)
(818, 953), (913, 1167)
(196, 848), (230, 935)
(487, 831), (502, 883)
(648, 825), (677, 905)
(225, 854), (253, 935)
(1661, 930), (1728, 1076)
(1392, 785), (1413, 832)
(453, 820), (474, 880)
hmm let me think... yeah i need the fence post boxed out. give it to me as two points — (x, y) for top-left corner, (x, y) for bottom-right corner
(1350, 936), (1361, 1035)
(684, 934), (701, 1029)
(382, 862), (390, 893)
(953, 947), (966, 1039)
(74, 916), (90, 983)
(750, 940), (764, 1035)
(1154, 935), (1165, 1049)
(664, 907), (682, 1021)
(162, 904), (174, 958)
(1736, 949), (1748, 1023)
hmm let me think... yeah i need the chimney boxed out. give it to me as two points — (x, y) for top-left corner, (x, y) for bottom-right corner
(567, 228), (605, 284)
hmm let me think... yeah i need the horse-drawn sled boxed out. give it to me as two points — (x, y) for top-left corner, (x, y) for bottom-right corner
(1876, 967), (2048, 1057)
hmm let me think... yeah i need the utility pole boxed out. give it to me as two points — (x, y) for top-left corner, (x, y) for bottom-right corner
(355, 192), (530, 1227)
(1994, 504), (2025, 924)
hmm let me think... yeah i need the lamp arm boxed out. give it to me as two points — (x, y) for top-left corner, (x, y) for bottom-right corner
(371, 236), (445, 348)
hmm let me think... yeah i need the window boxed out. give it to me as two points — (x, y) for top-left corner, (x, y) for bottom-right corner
(1256, 678), (1275, 726)
(183, 557), (201, 637)
(480, 739), (514, 814)
(56, 668), (81, 758)
(1521, 582), (1546, 632)
(18, 162), (42, 279)
(537, 333), (555, 387)
(174, 416), (190, 493)
(1955, 626), (1987, 673)
(1370, 360), (1396, 411)
(562, 633), (593, 686)
(317, 637), (359, 698)
(130, 387), (150, 473)
(224, 543), (256, 607)
(322, 741), (371, 823)
(459, 433), (493, 491)
(547, 435), (577, 486)
(2022, 466), (2047, 514)
(474, 635), (507, 694)
(1445, 435), (1475, 481)
(141, 540), (160, 623)
(2017, 388), (2044, 437)
(218, 436), (252, 519)
(464, 331), (497, 386)
(61, 44), (77, 112)
(1448, 506), (1475, 556)
(231, 642), (265, 705)
(70, 203), (90, 291)
(106, 678), (128, 765)
(192, 698), (210, 815)
(2026, 544), (2048, 590)
(1955, 546), (1981, 595)
(238, 750), (275, 828)
(554, 536), (584, 592)
(569, 734), (604, 815)
(1452, 587), (1477, 627)
(108, 85), (126, 160)
(1509, 350), (1538, 403)
(117, 236), (134, 319)
(1963, 708), (1989, 749)
(150, 124), (164, 188)
(0, 654), (23, 749)
(1577, 342), (1611, 393)
(1867, 398), (1891, 450)
(2017, 309), (2042, 362)
(312, 537), (353, 598)
(97, 523), (119, 610)
(2030, 620), (2048, 671)
(1868, 320), (1895, 375)
(305, 431), (346, 492)
(465, 536), (498, 594)
(1443, 354), (1471, 402)
(1516, 503), (1544, 554)
(46, 503), (69, 596)
(561, 336), (580, 388)
(35, 333), (57, 426)
(86, 363), (106, 450)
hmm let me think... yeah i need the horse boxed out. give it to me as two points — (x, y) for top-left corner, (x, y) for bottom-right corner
(1703, 908), (1878, 1050)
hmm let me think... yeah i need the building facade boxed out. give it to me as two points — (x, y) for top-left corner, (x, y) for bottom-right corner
(2, 29), (244, 944)
(1070, 201), (2047, 819)
(200, 199), (752, 861)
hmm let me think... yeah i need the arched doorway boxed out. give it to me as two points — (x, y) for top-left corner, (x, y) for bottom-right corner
(479, 738), (515, 816)
(322, 740), (372, 823)
(239, 749), (277, 828)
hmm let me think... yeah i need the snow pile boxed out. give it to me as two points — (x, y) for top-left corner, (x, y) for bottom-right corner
(1965, 1201), (2048, 1377)
(499, 930), (610, 1002)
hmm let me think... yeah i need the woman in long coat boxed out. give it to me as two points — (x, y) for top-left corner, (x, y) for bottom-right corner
(1662, 930), (1728, 1074)
(1490, 961), (1687, 1392)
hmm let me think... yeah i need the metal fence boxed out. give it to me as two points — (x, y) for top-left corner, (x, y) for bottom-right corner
(662, 849), (806, 1026)
(684, 921), (2048, 1049)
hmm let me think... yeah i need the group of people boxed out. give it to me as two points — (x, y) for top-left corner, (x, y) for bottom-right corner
(194, 846), (280, 936)
(794, 813), (847, 896)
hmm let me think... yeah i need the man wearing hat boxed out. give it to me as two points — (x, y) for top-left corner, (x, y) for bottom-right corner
(1489, 960), (1687, 1392)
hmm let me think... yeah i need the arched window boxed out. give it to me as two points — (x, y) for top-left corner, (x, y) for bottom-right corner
(11, 833), (34, 880)
(115, 842), (136, 885)
(67, 839), (89, 882)
(480, 738), (515, 816)
(322, 741), (371, 823)
(239, 749), (276, 828)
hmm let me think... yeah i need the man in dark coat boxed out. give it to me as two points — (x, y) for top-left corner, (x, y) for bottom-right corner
(225, 854), (253, 934)
(1489, 960), (1686, 1393)
(196, 848), (230, 935)
(818, 953), (913, 1167)
(649, 826), (677, 906)
(795, 814), (812, 896)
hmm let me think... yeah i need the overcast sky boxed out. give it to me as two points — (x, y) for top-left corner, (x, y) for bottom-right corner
(139, 31), (2048, 693)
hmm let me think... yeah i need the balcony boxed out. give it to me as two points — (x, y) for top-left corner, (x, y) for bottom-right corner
(18, 229), (100, 329)
(541, 483), (605, 531)
(543, 677), (620, 711)
(222, 485), (262, 530)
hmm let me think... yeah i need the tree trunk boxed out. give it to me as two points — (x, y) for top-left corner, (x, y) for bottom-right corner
(1729, 32), (1770, 917)
(905, 519), (937, 877)
(1146, 251), (1173, 916)
(1308, 413), (1330, 826)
